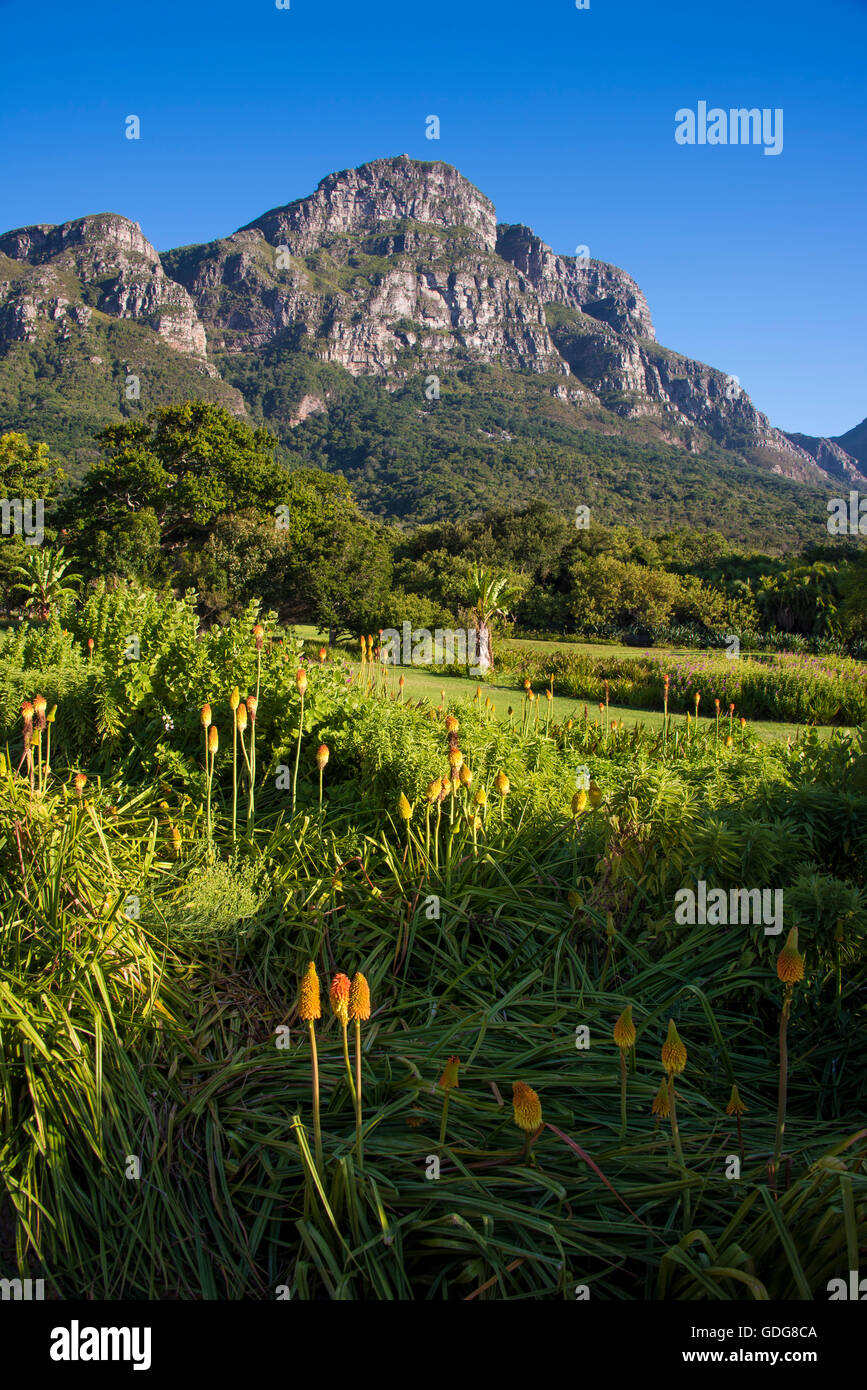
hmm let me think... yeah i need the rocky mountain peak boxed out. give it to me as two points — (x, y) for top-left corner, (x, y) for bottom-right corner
(240, 155), (498, 253)
(0, 212), (207, 358)
(0, 213), (153, 266)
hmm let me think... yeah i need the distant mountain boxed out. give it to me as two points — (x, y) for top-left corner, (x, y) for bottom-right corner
(1, 155), (863, 544)
(832, 417), (867, 471)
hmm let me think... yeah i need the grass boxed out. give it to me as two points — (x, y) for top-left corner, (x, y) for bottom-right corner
(295, 627), (838, 743)
(1, 607), (864, 1301)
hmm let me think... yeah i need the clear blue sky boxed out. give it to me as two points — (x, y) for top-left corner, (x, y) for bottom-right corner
(1, 0), (864, 437)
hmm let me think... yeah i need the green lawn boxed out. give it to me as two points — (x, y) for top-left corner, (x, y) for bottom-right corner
(295, 625), (836, 743)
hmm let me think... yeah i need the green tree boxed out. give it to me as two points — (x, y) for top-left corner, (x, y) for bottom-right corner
(63, 402), (292, 572)
(14, 546), (79, 621)
(0, 431), (65, 606)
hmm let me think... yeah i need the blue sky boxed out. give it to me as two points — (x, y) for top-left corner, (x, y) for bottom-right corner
(1, 0), (865, 437)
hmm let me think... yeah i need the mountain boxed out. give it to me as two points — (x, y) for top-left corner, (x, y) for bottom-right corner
(1, 155), (863, 543)
(788, 416), (867, 484)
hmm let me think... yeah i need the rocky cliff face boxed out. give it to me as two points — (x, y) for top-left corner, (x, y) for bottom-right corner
(785, 431), (867, 488)
(0, 155), (859, 492)
(496, 223), (655, 339)
(0, 214), (208, 358)
(163, 160), (565, 375)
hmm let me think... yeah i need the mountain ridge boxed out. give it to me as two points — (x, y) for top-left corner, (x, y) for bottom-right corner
(1, 155), (864, 516)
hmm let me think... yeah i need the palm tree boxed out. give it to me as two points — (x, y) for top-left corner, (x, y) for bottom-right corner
(15, 546), (79, 620)
(466, 565), (522, 674)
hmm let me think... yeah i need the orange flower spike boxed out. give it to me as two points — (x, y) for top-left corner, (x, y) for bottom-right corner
(329, 972), (351, 1026)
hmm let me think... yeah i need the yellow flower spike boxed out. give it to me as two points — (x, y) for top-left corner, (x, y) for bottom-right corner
(329, 972), (351, 1026)
(777, 927), (804, 984)
(474, 787), (487, 807)
(230, 686), (240, 711)
(73, 771), (87, 796)
(459, 764), (472, 787)
(201, 703), (212, 727)
(512, 1081), (543, 1134)
(572, 788), (588, 815)
(208, 725), (218, 754)
(426, 778), (442, 803)
(349, 972), (371, 1021)
(298, 961), (321, 1021)
(613, 1005), (636, 1051)
(315, 743), (330, 770)
(445, 714), (459, 733)
(448, 747), (463, 771)
(725, 1084), (748, 1116)
(661, 1018), (687, 1076)
(438, 1056), (460, 1091)
(588, 782), (603, 808)
(651, 1078), (671, 1118)
(397, 792), (413, 821)
(495, 771), (510, 797)
(614, 1004), (636, 1138)
(236, 702), (248, 732)
(296, 668), (308, 696)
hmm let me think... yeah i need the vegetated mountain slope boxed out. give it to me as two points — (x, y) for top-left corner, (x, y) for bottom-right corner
(0, 155), (862, 539)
